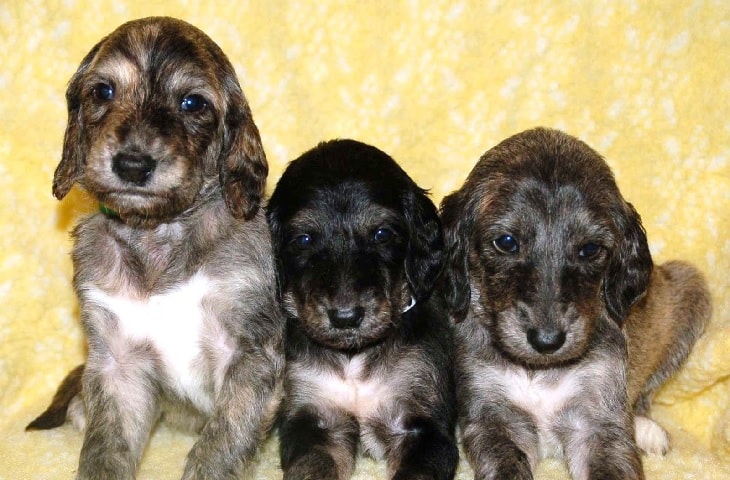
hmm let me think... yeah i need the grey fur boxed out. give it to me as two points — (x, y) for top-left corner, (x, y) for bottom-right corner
(39, 17), (283, 480)
(440, 127), (710, 480)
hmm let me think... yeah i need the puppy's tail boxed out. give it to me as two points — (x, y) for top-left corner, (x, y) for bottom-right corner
(26, 364), (84, 431)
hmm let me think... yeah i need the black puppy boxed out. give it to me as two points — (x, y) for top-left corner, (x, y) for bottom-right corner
(267, 139), (458, 480)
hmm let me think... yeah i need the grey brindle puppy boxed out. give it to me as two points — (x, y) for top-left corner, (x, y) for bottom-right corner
(26, 17), (284, 480)
(440, 128), (710, 480)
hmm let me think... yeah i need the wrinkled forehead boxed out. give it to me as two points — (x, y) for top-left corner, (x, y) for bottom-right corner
(87, 22), (227, 99)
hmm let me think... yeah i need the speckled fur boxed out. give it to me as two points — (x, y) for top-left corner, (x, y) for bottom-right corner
(440, 128), (710, 480)
(27, 17), (283, 480)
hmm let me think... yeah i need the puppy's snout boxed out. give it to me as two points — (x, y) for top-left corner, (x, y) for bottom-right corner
(112, 153), (156, 185)
(327, 307), (364, 329)
(527, 327), (566, 354)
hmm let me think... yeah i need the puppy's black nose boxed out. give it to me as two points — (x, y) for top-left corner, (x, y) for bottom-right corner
(112, 153), (156, 185)
(327, 307), (364, 329)
(527, 327), (566, 354)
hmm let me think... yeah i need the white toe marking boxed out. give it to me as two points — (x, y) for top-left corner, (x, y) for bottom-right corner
(635, 416), (670, 456)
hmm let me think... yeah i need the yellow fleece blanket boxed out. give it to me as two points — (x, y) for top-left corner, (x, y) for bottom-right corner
(1, 1), (728, 479)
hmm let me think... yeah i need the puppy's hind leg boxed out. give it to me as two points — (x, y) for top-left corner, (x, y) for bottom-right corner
(626, 260), (711, 455)
(279, 405), (359, 480)
(634, 261), (711, 411)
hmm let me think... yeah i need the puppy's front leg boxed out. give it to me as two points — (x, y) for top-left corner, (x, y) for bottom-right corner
(182, 345), (282, 480)
(564, 415), (644, 480)
(460, 404), (537, 480)
(279, 405), (359, 480)
(390, 417), (458, 480)
(77, 351), (160, 480)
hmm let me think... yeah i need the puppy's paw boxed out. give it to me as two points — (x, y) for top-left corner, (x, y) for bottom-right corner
(283, 450), (340, 480)
(635, 416), (670, 456)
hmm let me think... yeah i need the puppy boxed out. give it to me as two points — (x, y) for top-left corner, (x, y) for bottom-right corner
(267, 139), (459, 480)
(26, 17), (284, 480)
(440, 127), (710, 480)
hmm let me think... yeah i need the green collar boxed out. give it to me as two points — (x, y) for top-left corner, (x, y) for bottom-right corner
(99, 203), (120, 219)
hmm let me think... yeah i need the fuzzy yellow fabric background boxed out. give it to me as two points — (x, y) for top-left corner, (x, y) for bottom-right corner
(0, 1), (728, 479)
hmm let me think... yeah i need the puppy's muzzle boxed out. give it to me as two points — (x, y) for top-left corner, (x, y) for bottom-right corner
(327, 307), (364, 329)
(527, 326), (566, 354)
(112, 152), (156, 185)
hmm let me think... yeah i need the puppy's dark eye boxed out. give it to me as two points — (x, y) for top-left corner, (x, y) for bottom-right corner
(293, 234), (313, 248)
(93, 83), (114, 101)
(578, 242), (602, 259)
(180, 94), (208, 113)
(373, 228), (395, 244)
(493, 234), (519, 254)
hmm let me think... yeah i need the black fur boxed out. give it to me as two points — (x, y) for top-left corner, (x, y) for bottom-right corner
(268, 139), (458, 480)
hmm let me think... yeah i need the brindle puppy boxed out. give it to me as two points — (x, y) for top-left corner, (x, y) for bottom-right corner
(26, 17), (284, 480)
(440, 127), (710, 480)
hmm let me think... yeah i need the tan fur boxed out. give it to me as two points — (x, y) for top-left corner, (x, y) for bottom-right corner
(626, 260), (711, 418)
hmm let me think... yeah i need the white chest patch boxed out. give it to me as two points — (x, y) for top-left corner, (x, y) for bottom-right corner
(291, 356), (402, 460)
(301, 356), (397, 459)
(84, 273), (213, 409)
(498, 367), (580, 459)
(503, 369), (578, 418)
(309, 356), (390, 420)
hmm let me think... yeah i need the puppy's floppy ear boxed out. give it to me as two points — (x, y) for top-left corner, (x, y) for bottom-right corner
(219, 82), (268, 220)
(404, 188), (444, 302)
(52, 41), (104, 200)
(264, 199), (287, 298)
(439, 190), (473, 321)
(604, 201), (653, 324)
